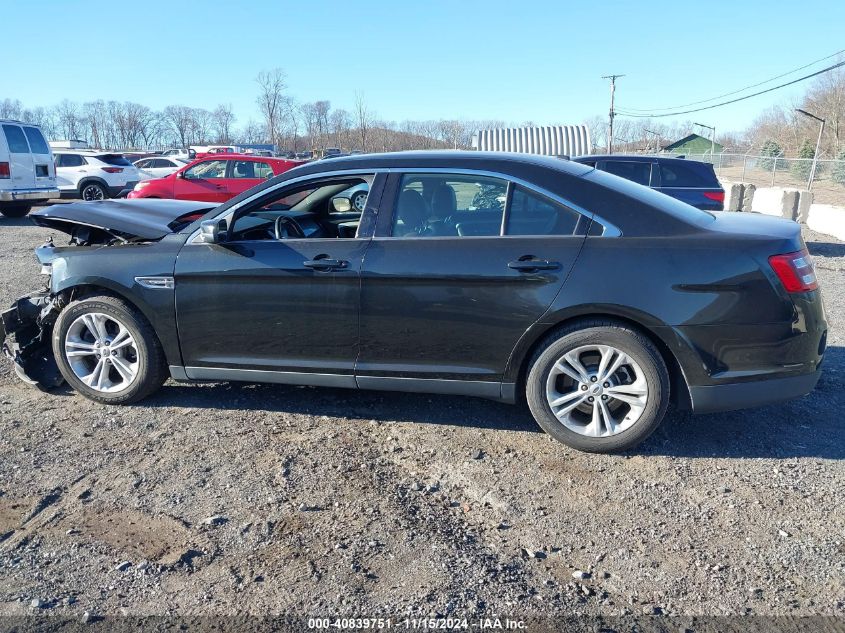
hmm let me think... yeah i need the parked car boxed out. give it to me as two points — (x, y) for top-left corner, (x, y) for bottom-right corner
(1, 151), (827, 453)
(0, 120), (59, 217)
(572, 155), (725, 210)
(133, 157), (187, 181)
(54, 150), (140, 200)
(191, 145), (241, 159)
(127, 155), (303, 202)
(244, 149), (274, 157)
(162, 148), (195, 160)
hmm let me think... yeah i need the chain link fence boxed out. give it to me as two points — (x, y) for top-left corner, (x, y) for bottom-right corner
(663, 151), (845, 205)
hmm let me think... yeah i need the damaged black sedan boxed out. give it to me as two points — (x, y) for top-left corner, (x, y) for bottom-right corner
(1, 152), (829, 453)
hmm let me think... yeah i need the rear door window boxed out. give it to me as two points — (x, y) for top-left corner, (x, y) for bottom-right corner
(659, 162), (720, 188)
(391, 173), (507, 237)
(506, 186), (580, 236)
(22, 127), (50, 154)
(230, 160), (273, 179)
(601, 160), (652, 186)
(2, 124), (30, 153)
(56, 154), (86, 167)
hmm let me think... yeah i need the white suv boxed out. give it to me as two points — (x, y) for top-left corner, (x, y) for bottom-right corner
(0, 120), (59, 217)
(54, 151), (140, 200)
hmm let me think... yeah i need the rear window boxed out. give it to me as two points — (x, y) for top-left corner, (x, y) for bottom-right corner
(659, 161), (720, 188)
(2, 124), (30, 153)
(96, 154), (133, 166)
(23, 127), (50, 154)
(585, 168), (715, 226)
(602, 160), (652, 186)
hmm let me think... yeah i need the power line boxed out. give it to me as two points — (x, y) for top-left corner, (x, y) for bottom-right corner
(615, 61), (845, 119)
(619, 48), (845, 113)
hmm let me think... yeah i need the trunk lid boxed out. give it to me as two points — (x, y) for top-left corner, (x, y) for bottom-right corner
(706, 211), (804, 252)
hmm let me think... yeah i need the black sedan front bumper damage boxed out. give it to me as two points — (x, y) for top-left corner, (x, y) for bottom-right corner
(1, 291), (65, 389)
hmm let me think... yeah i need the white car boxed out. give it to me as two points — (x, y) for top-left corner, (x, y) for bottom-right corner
(133, 156), (187, 181)
(0, 120), (59, 217)
(54, 151), (140, 200)
(162, 148), (193, 160)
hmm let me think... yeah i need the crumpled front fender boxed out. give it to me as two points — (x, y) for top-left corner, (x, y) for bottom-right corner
(1, 291), (65, 389)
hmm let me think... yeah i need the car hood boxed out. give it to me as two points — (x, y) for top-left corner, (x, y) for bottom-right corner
(30, 199), (216, 240)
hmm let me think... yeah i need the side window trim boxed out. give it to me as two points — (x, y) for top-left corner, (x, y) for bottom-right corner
(499, 182), (515, 236)
(189, 170), (386, 244)
(376, 167), (620, 238)
(504, 183), (585, 238)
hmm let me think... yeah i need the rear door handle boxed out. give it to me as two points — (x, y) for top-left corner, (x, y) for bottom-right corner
(303, 257), (348, 271)
(508, 257), (560, 272)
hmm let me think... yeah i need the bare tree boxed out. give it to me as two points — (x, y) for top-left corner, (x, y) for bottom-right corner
(329, 108), (352, 149)
(212, 104), (236, 144)
(163, 105), (196, 148)
(55, 99), (82, 140)
(300, 102), (319, 150)
(314, 100), (331, 149)
(238, 119), (265, 144)
(0, 98), (23, 119)
(255, 68), (287, 149)
(354, 92), (371, 151)
(82, 101), (108, 148)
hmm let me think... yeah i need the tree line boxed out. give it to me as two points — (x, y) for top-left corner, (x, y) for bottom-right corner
(2, 64), (842, 158)
(0, 68), (506, 154)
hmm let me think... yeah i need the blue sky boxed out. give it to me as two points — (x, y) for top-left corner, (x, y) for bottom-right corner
(4, 0), (844, 133)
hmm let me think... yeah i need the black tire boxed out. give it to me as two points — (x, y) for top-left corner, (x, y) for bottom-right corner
(0, 203), (32, 217)
(525, 320), (670, 453)
(52, 294), (167, 405)
(79, 181), (108, 201)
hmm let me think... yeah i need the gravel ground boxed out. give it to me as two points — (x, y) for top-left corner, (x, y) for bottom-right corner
(0, 209), (843, 621)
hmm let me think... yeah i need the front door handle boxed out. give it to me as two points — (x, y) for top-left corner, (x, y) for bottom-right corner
(304, 256), (348, 271)
(508, 256), (560, 272)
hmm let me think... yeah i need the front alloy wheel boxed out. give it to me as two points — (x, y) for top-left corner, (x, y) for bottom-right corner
(64, 312), (140, 392)
(52, 294), (167, 404)
(526, 321), (670, 453)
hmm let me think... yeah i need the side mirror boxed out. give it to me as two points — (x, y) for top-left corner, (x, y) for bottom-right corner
(197, 219), (225, 244)
(177, 171), (186, 179)
(332, 197), (352, 212)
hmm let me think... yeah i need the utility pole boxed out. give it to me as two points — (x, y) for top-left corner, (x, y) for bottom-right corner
(695, 122), (716, 161)
(602, 74), (624, 154)
(795, 108), (826, 191)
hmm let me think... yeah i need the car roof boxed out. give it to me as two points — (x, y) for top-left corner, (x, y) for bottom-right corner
(293, 150), (594, 176)
(574, 154), (696, 164)
(0, 119), (42, 127)
(195, 154), (293, 163)
(53, 149), (123, 155)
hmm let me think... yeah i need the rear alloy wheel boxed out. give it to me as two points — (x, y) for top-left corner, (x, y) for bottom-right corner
(526, 322), (669, 453)
(0, 204), (32, 217)
(52, 295), (167, 404)
(80, 182), (107, 201)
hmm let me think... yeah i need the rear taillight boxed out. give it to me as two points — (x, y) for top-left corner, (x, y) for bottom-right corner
(0, 162), (9, 178)
(102, 167), (123, 173)
(769, 249), (818, 293)
(703, 191), (725, 202)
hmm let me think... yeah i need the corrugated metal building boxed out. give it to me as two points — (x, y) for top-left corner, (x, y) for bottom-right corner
(472, 125), (591, 157)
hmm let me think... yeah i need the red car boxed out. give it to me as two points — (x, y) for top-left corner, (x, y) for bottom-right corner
(127, 155), (302, 202)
